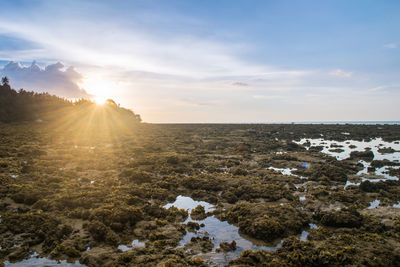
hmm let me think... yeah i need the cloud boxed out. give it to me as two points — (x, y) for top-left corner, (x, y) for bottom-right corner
(329, 69), (352, 78)
(383, 43), (397, 49)
(232, 82), (249, 87)
(176, 98), (219, 107)
(368, 84), (400, 92)
(0, 18), (309, 81)
(0, 2), (398, 122)
(252, 95), (284, 100)
(0, 61), (92, 98)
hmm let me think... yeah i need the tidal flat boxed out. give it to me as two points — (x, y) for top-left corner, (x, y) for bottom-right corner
(0, 123), (400, 266)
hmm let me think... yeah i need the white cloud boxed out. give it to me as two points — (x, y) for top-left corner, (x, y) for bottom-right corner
(383, 43), (397, 49)
(0, 19), (309, 81)
(252, 95), (284, 100)
(0, 61), (91, 98)
(329, 69), (352, 78)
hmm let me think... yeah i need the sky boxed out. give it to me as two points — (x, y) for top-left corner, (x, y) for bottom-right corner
(0, 0), (399, 123)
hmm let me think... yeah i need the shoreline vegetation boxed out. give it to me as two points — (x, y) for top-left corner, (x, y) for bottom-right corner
(0, 77), (141, 125)
(0, 79), (400, 266)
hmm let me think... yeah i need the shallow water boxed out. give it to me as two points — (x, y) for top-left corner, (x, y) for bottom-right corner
(164, 195), (315, 265)
(344, 180), (361, 190)
(295, 137), (400, 161)
(269, 167), (298, 176)
(268, 167), (307, 179)
(357, 160), (399, 182)
(368, 200), (380, 209)
(164, 195), (215, 213)
(300, 223), (319, 241)
(118, 239), (146, 251)
(4, 252), (85, 267)
(164, 196), (284, 265)
(295, 138), (400, 189)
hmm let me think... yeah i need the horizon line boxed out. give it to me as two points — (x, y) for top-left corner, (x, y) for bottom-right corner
(144, 120), (400, 125)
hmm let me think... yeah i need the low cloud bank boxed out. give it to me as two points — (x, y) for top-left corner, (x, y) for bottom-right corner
(0, 61), (91, 98)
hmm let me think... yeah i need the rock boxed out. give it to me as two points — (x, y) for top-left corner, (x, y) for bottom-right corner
(190, 205), (207, 220)
(186, 221), (200, 232)
(217, 240), (236, 252)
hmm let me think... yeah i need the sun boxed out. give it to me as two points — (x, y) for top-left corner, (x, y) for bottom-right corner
(80, 76), (117, 105)
(94, 96), (108, 105)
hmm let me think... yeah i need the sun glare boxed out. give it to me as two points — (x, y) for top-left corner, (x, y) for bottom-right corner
(80, 76), (118, 105)
(94, 96), (108, 105)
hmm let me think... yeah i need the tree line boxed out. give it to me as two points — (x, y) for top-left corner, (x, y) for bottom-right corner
(0, 77), (141, 124)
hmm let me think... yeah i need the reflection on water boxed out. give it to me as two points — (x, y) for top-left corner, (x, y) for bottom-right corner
(368, 200), (380, 209)
(164, 196), (283, 265)
(118, 239), (146, 251)
(268, 167), (307, 179)
(164, 195), (316, 266)
(295, 138), (400, 189)
(344, 180), (361, 190)
(357, 160), (399, 182)
(269, 167), (298, 176)
(300, 223), (319, 241)
(164, 195), (215, 213)
(4, 252), (85, 267)
(295, 137), (400, 161)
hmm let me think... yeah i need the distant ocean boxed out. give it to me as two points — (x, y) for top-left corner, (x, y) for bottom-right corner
(161, 121), (400, 125)
(290, 121), (400, 125)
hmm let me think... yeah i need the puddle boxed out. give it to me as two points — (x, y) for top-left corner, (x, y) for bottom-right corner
(374, 166), (400, 180)
(268, 167), (297, 176)
(118, 239), (146, 251)
(164, 196), (283, 265)
(299, 196), (306, 201)
(294, 137), (400, 161)
(268, 167), (307, 179)
(368, 200), (380, 209)
(357, 161), (399, 182)
(393, 202), (400, 208)
(344, 180), (361, 190)
(164, 196), (215, 213)
(4, 252), (85, 267)
(164, 196), (322, 265)
(299, 230), (309, 241)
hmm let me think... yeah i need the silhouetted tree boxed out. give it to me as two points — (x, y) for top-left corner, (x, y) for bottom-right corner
(1, 76), (9, 86)
(106, 99), (117, 106)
